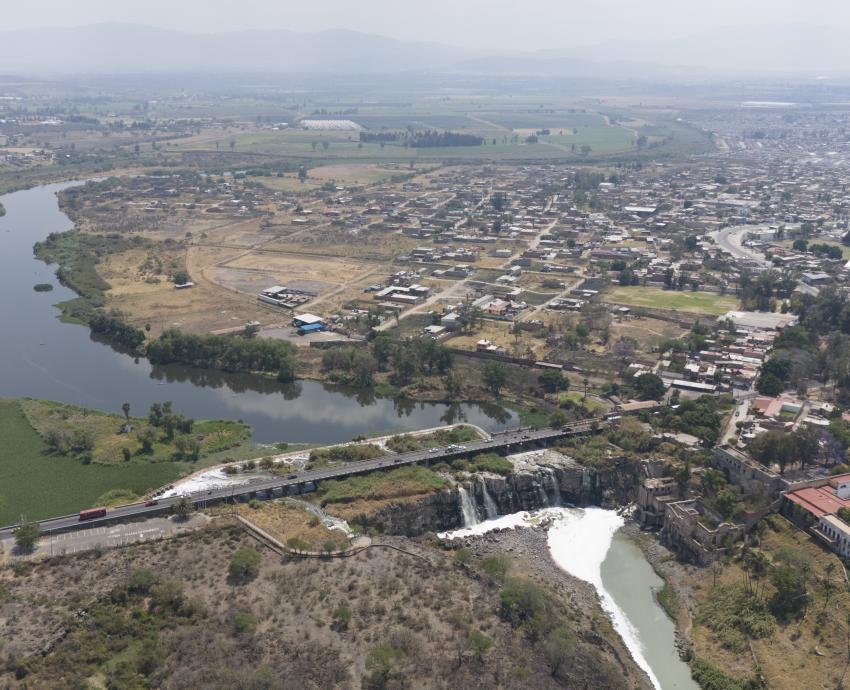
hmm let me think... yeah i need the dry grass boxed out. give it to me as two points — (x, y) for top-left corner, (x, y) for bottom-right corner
(609, 316), (688, 351)
(0, 522), (598, 690)
(448, 320), (548, 359)
(235, 503), (343, 550)
(691, 515), (850, 690)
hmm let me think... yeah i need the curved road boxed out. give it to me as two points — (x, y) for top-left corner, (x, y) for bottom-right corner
(710, 225), (770, 267)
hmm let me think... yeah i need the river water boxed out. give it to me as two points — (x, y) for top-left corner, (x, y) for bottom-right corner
(443, 508), (699, 690)
(0, 181), (515, 443)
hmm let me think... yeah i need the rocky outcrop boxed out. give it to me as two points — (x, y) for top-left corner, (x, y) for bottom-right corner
(362, 450), (642, 537)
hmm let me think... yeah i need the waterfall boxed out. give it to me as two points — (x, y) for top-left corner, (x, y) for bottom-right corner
(480, 478), (499, 519)
(536, 478), (550, 508)
(547, 468), (562, 507)
(458, 485), (479, 527)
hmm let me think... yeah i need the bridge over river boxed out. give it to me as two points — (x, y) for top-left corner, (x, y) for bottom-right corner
(1, 420), (608, 537)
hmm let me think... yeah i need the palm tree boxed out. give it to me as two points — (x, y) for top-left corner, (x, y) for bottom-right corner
(822, 562), (837, 612)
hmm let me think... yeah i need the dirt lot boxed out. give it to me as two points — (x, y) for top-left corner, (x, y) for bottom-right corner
(609, 315), (688, 351)
(220, 251), (379, 296)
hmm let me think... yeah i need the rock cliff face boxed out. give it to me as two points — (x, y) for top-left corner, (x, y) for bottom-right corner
(362, 450), (642, 537)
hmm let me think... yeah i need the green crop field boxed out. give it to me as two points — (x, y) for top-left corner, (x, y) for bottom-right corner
(194, 113), (647, 162)
(0, 399), (187, 525)
(604, 287), (740, 315)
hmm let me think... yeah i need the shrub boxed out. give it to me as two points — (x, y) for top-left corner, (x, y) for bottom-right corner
(480, 553), (511, 580)
(454, 547), (472, 565)
(127, 568), (156, 595)
(232, 610), (257, 634)
(467, 453), (514, 476)
(331, 604), (352, 625)
(228, 548), (262, 583)
(695, 585), (774, 644)
(690, 657), (757, 690)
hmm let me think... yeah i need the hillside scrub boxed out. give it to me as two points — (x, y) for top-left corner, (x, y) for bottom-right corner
(0, 525), (633, 689)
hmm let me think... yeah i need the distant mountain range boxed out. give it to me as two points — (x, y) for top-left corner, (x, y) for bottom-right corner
(0, 24), (468, 75)
(1, 22), (849, 78)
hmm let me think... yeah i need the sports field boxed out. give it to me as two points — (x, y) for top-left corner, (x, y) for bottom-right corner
(604, 287), (739, 315)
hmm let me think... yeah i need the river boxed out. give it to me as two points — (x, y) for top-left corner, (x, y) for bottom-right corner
(0, 181), (515, 443)
(443, 508), (699, 690)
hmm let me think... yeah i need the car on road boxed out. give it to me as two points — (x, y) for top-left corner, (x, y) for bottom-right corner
(735, 411), (741, 417)
(144, 499), (158, 507)
(286, 474), (298, 479)
(428, 447), (440, 453)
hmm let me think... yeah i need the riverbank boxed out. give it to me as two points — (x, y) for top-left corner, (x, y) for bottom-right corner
(622, 522), (701, 643)
(442, 509), (705, 690)
(445, 515), (655, 689)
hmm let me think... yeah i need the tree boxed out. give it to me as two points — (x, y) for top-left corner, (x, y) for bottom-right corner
(612, 337), (636, 362)
(483, 362), (509, 396)
(541, 626), (575, 679)
(171, 497), (193, 519)
(538, 370), (568, 394)
(821, 562), (837, 612)
(229, 547), (262, 583)
(286, 536), (309, 552)
(13, 519), (40, 551)
(298, 166), (308, 183)
(138, 427), (157, 454)
(121, 402), (131, 421)
(771, 563), (809, 618)
(549, 410), (568, 428)
(467, 630), (493, 662)
(634, 373), (665, 401)
(277, 352), (297, 383)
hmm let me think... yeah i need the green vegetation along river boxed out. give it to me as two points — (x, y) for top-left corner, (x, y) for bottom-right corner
(0, 181), (516, 444)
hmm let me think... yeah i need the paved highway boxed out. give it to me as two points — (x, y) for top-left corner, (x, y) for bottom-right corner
(0, 421), (605, 538)
(711, 225), (770, 267)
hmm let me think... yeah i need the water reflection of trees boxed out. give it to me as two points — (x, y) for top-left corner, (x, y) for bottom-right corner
(148, 364), (302, 399)
(146, 364), (515, 426)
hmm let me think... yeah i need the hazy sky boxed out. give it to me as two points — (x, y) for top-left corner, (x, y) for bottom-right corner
(4, 0), (850, 52)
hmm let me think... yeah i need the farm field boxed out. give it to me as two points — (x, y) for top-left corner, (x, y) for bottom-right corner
(604, 287), (739, 315)
(192, 121), (645, 161)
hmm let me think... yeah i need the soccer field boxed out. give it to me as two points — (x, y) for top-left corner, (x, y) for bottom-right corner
(604, 287), (740, 315)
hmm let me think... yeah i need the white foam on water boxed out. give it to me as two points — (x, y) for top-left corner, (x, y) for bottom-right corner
(440, 506), (663, 690)
(547, 507), (662, 690)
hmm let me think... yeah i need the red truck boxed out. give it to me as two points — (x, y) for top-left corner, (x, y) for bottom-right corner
(78, 507), (107, 521)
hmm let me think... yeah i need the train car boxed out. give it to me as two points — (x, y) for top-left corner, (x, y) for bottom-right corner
(78, 507), (107, 521)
